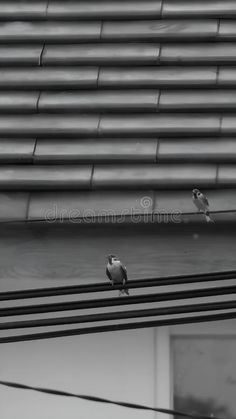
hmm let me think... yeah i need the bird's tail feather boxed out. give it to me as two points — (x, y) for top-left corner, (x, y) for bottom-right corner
(119, 288), (129, 296)
(205, 211), (214, 223)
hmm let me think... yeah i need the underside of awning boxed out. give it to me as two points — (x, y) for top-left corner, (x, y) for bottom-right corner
(0, 1), (236, 224)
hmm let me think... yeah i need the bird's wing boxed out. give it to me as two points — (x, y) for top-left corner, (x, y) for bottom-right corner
(120, 264), (128, 281)
(200, 193), (209, 207)
(106, 267), (112, 281)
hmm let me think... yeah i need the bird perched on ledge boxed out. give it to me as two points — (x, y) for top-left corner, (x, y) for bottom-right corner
(106, 254), (129, 296)
(192, 188), (214, 223)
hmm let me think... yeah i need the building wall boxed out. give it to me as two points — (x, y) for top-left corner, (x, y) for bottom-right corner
(0, 223), (235, 287)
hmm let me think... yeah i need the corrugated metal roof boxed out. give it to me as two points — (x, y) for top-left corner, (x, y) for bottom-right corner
(0, 1), (235, 224)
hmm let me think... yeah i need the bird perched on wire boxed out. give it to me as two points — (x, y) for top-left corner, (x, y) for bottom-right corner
(192, 188), (214, 223)
(106, 254), (129, 296)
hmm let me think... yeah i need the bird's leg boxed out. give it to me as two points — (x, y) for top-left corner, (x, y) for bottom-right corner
(122, 278), (126, 291)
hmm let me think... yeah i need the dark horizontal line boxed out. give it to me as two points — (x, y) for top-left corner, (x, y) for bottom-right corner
(1, 283), (236, 317)
(1, 299), (236, 330)
(1, 310), (236, 344)
(0, 269), (236, 300)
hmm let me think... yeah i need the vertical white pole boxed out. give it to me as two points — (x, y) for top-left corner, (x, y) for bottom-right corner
(154, 326), (171, 419)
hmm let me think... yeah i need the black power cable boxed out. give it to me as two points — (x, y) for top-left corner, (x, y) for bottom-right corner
(1, 299), (236, 330)
(0, 270), (235, 301)
(0, 379), (225, 419)
(1, 283), (236, 317)
(0, 378), (226, 419)
(1, 310), (236, 344)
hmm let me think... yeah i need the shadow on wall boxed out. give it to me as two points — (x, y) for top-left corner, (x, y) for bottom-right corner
(174, 396), (233, 419)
